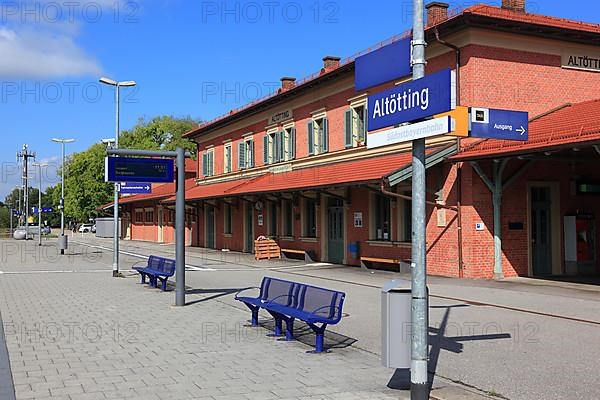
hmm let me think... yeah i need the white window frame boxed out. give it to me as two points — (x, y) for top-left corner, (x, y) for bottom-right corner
(224, 142), (232, 174)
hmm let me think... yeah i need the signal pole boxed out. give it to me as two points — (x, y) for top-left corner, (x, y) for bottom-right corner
(17, 145), (36, 240)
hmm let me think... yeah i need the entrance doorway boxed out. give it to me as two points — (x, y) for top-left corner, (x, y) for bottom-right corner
(205, 205), (216, 249)
(531, 187), (552, 276)
(157, 208), (164, 243)
(327, 198), (344, 264)
(245, 202), (254, 253)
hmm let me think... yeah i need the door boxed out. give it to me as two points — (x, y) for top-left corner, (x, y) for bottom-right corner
(157, 208), (164, 243)
(531, 187), (552, 276)
(206, 205), (215, 249)
(245, 202), (254, 253)
(327, 199), (345, 264)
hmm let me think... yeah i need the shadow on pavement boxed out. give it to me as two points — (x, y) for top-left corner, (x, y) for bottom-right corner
(259, 319), (358, 352)
(185, 287), (251, 305)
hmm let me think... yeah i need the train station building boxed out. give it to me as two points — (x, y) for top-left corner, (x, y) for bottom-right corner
(118, 0), (600, 280)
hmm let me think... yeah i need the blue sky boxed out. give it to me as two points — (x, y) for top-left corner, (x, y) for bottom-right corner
(1, 0), (599, 199)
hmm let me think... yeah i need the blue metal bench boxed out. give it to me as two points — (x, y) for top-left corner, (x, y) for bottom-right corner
(236, 277), (346, 353)
(133, 256), (176, 291)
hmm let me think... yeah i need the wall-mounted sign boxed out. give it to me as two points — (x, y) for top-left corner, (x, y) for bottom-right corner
(105, 157), (174, 183)
(562, 52), (600, 73)
(475, 222), (485, 231)
(354, 212), (363, 228)
(355, 37), (412, 91)
(367, 69), (456, 132)
(470, 108), (529, 141)
(268, 109), (293, 125)
(367, 116), (455, 149)
(257, 214), (264, 226)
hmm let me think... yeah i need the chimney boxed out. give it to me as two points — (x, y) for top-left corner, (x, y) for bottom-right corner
(322, 56), (341, 73)
(502, 0), (525, 12)
(280, 77), (296, 91)
(426, 2), (449, 26)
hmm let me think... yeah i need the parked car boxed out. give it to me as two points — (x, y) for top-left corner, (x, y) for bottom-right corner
(79, 224), (94, 233)
(91, 224), (97, 233)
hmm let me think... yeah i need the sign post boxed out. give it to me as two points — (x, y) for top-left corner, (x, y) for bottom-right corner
(106, 148), (191, 307)
(410, 1), (429, 398)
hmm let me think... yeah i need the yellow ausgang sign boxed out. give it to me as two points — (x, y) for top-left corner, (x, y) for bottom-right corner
(435, 106), (469, 137)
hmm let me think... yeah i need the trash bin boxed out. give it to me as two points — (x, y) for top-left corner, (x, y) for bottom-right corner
(348, 242), (359, 259)
(59, 235), (68, 251)
(381, 279), (412, 368)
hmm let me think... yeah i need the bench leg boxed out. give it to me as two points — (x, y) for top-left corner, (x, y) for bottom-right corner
(140, 273), (146, 284)
(285, 318), (295, 341)
(160, 278), (168, 291)
(149, 276), (157, 288)
(251, 308), (259, 326)
(274, 318), (283, 337)
(308, 323), (328, 353)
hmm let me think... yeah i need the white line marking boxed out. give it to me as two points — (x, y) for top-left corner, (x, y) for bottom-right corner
(72, 241), (216, 271)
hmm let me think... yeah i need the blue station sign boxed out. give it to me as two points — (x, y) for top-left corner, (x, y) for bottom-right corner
(470, 108), (529, 141)
(367, 68), (456, 132)
(118, 182), (152, 194)
(105, 157), (175, 183)
(355, 38), (412, 91)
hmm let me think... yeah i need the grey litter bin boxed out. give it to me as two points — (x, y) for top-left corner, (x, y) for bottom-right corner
(381, 279), (413, 369)
(59, 235), (68, 251)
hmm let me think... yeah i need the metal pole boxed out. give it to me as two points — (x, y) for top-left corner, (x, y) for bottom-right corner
(113, 84), (120, 277)
(411, 0), (429, 398)
(492, 160), (508, 280)
(24, 147), (29, 240)
(60, 142), (65, 254)
(18, 186), (22, 226)
(38, 164), (42, 246)
(10, 208), (13, 236)
(175, 147), (186, 306)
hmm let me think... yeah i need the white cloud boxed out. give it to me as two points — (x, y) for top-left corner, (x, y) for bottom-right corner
(0, 27), (102, 79)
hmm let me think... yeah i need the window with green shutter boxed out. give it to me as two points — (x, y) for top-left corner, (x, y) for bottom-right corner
(322, 118), (329, 153)
(307, 121), (314, 155)
(238, 142), (246, 170)
(344, 109), (353, 148)
(263, 135), (270, 165)
(202, 152), (208, 176)
(290, 127), (296, 159)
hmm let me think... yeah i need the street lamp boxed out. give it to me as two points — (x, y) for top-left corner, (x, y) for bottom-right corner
(32, 162), (49, 246)
(99, 77), (137, 277)
(52, 138), (75, 254)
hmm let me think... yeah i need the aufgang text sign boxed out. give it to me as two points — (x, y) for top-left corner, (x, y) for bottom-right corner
(355, 38), (412, 91)
(105, 157), (175, 183)
(367, 69), (456, 132)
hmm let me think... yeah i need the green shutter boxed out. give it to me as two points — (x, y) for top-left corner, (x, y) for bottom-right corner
(322, 118), (329, 153)
(263, 135), (270, 165)
(207, 152), (214, 176)
(344, 109), (353, 148)
(238, 142), (245, 169)
(307, 121), (314, 155)
(290, 128), (296, 159)
(278, 131), (284, 162)
(248, 139), (255, 167)
(202, 153), (207, 176)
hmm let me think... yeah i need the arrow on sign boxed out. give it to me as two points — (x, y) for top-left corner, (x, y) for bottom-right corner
(517, 126), (526, 136)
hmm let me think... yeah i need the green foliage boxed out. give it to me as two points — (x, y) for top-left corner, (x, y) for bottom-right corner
(63, 143), (114, 222)
(120, 116), (198, 156)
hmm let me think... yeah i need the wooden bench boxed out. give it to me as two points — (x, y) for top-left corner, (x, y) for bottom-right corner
(360, 256), (411, 273)
(235, 277), (346, 353)
(133, 255), (177, 291)
(254, 239), (281, 260)
(281, 248), (316, 263)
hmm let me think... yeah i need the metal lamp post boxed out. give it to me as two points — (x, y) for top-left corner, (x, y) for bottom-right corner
(99, 77), (137, 277)
(52, 138), (75, 254)
(32, 162), (49, 246)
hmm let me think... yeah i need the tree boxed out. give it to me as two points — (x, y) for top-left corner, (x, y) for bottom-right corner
(120, 116), (199, 156)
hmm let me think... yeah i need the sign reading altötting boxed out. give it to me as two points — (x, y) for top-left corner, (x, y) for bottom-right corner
(367, 68), (456, 132)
